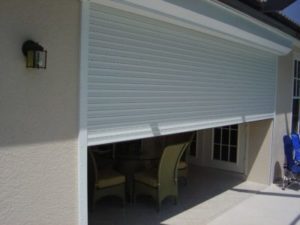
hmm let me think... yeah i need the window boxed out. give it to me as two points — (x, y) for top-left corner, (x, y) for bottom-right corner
(213, 125), (238, 163)
(292, 60), (300, 133)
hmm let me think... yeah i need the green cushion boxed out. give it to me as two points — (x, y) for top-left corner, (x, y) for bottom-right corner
(134, 170), (158, 187)
(96, 169), (125, 189)
(178, 161), (188, 170)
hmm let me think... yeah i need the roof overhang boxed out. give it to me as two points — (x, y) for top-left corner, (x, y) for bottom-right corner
(85, 0), (296, 55)
(240, 0), (296, 12)
(215, 0), (300, 48)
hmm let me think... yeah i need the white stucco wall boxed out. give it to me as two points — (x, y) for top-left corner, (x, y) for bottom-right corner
(246, 119), (273, 184)
(271, 48), (298, 182)
(0, 0), (80, 225)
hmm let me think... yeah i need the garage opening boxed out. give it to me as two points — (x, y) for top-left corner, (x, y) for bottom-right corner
(87, 119), (273, 224)
(81, 2), (277, 224)
(87, 124), (255, 225)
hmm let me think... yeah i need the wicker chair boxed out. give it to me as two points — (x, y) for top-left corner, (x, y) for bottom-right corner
(133, 142), (190, 211)
(177, 134), (195, 184)
(88, 150), (126, 209)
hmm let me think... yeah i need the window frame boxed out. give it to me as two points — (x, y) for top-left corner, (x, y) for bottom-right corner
(292, 58), (300, 133)
(212, 125), (239, 164)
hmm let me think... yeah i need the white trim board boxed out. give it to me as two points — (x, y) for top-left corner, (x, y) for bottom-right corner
(295, 52), (300, 60)
(209, 0), (300, 48)
(87, 114), (275, 147)
(88, 0), (291, 55)
(78, 1), (89, 225)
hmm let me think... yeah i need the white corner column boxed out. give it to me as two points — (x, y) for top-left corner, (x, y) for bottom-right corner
(78, 1), (89, 225)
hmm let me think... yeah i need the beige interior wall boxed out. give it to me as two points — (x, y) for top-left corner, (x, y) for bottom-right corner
(246, 119), (273, 184)
(0, 1), (80, 225)
(188, 130), (205, 165)
(188, 128), (212, 167)
(195, 125), (246, 173)
(200, 129), (213, 166)
(271, 49), (297, 182)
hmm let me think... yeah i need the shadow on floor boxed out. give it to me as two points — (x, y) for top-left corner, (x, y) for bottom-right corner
(231, 188), (300, 198)
(290, 214), (300, 225)
(89, 166), (254, 225)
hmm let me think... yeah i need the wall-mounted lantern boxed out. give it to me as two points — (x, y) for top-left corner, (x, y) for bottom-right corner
(22, 40), (47, 69)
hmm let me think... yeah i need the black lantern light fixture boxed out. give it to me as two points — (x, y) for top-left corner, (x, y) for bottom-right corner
(22, 40), (47, 69)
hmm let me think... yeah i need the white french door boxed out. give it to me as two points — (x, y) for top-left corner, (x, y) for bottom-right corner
(207, 124), (246, 173)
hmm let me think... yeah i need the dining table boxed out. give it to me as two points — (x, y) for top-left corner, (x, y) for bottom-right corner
(115, 149), (161, 202)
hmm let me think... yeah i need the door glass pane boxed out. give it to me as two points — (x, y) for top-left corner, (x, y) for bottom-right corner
(213, 125), (238, 163)
(230, 130), (238, 146)
(292, 99), (300, 133)
(223, 129), (229, 145)
(231, 125), (238, 130)
(213, 144), (220, 160)
(214, 129), (221, 143)
(298, 61), (300, 77)
(221, 145), (228, 161)
(292, 60), (300, 133)
(295, 60), (298, 78)
(230, 147), (237, 163)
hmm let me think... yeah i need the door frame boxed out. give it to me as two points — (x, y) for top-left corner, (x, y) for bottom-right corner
(291, 55), (300, 133)
(78, 1), (89, 225)
(207, 124), (246, 173)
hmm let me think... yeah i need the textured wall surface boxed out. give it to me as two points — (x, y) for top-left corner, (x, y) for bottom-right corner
(271, 49), (295, 182)
(246, 119), (273, 184)
(0, 0), (80, 224)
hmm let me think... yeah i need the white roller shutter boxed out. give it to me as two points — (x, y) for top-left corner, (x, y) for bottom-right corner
(87, 4), (277, 146)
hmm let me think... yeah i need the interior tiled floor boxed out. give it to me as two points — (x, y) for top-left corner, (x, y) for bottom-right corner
(89, 165), (268, 225)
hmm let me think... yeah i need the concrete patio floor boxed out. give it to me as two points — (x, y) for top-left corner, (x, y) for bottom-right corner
(206, 183), (300, 225)
(89, 166), (300, 225)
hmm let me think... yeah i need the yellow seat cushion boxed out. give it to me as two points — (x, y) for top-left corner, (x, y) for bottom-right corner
(96, 169), (125, 189)
(134, 170), (158, 187)
(178, 161), (188, 170)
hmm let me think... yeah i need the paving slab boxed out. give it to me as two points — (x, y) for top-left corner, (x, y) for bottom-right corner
(207, 184), (300, 225)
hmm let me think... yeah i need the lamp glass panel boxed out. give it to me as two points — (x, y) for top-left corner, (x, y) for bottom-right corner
(35, 51), (46, 68)
(26, 51), (35, 68)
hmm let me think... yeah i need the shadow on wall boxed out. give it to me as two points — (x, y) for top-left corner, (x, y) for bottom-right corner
(273, 161), (283, 183)
(273, 113), (291, 182)
(248, 109), (293, 184)
(246, 119), (272, 184)
(285, 112), (291, 136)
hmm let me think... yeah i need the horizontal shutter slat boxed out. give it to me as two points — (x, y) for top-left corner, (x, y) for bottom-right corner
(87, 4), (277, 146)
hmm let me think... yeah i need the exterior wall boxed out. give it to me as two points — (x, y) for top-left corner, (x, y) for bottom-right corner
(0, 1), (80, 225)
(246, 119), (273, 184)
(271, 48), (298, 182)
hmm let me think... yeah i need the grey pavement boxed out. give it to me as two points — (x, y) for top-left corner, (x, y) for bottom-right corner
(89, 166), (300, 225)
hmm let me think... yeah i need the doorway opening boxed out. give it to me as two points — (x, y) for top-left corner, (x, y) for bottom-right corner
(86, 126), (249, 224)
